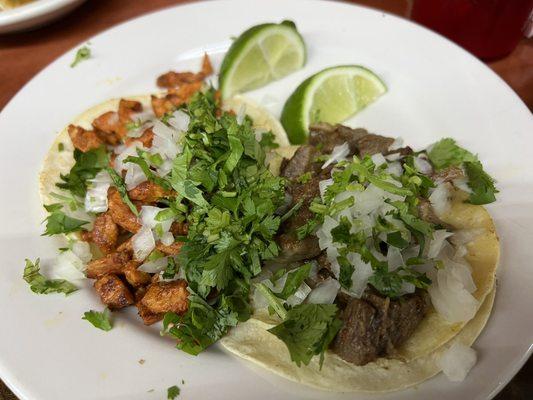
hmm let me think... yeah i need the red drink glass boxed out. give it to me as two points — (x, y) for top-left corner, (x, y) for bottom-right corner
(411, 0), (533, 60)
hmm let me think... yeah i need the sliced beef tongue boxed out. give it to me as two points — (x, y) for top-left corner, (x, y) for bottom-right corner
(331, 290), (429, 365)
(356, 134), (395, 157)
(309, 123), (368, 155)
(280, 145), (320, 180)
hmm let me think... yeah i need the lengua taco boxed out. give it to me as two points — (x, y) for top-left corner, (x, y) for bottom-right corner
(37, 54), (499, 393)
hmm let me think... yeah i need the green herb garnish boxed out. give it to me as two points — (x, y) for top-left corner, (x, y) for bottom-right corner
(105, 167), (139, 216)
(23, 258), (77, 295)
(42, 203), (88, 236)
(70, 46), (91, 68)
(82, 308), (112, 331)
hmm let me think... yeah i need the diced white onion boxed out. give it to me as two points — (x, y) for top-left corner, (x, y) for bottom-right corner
(414, 156), (433, 175)
(71, 241), (92, 263)
(139, 206), (172, 233)
(132, 226), (155, 261)
(138, 256), (168, 273)
(385, 152), (401, 161)
(387, 246), (404, 271)
(428, 258), (479, 323)
(428, 230), (454, 258)
(167, 110), (190, 132)
(114, 143), (146, 173)
(316, 215), (338, 250)
(346, 252), (373, 298)
(160, 231), (175, 246)
(84, 170), (112, 213)
(398, 281), (416, 295)
(326, 247), (341, 278)
(322, 142), (350, 169)
(152, 120), (182, 160)
(370, 153), (387, 167)
(386, 161), (403, 176)
(286, 282), (312, 306)
(124, 163), (147, 190)
(437, 342), (477, 382)
(429, 182), (452, 217)
(53, 250), (86, 280)
(306, 278), (340, 304)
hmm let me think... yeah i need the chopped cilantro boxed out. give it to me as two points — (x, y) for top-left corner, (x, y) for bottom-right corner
(258, 131), (279, 150)
(70, 45), (91, 68)
(427, 138), (478, 170)
(23, 258), (77, 295)
(105, 167), (139, 216)
(57, 146), (108, 197)
(268, 304), (342, 368)
(124, 154), (172, 190)
(296, 171), (312, 184)
(162, 257), (178, 279)
(82, 308), (112, 331)
(167, 385), (180, 399)
(42, 203), (88, 236)
(277, 263), (312, 300)
(464, 161), (498, 205)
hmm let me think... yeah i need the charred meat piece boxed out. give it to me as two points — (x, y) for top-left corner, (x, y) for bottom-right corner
(309, 123), (368, 155)
(94, 274), (134, 309)
(151, 81), (203, 117)
(136, 301), (163, 325)
(276, 234), (322, 263)
(140, 280), (189, 315)
(128, 181), (171, 203)
(156, 241), (183, 256)
(86, 251), (131, 279)
(170, 221), (188, 236)
(157, 54), (213, 88)
(306, 252), (335, 288)
(331, 291), (429, 365)
(88, 212), (119, 254)
(107, 187), (141, 233)
(432, 166), (464, 183)
(280, 145), (319, 180)
(124, 127), (154, 148)
(68, 125), (103, 153)
(92, 111), (122, 145)
(356, 134), (395, 157)
(123, 261), (151, 288)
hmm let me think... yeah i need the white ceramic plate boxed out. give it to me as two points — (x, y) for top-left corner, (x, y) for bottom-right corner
(0, 1), (532, 399)
(0, 0), (85, 34)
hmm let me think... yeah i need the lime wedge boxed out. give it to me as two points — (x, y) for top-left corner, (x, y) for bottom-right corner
(280, 66), (387, 144)
(219, 21), (306, 99)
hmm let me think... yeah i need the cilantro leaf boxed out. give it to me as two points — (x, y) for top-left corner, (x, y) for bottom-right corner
(338, 256), (355, 290)
(464, 161), (498, 205)
(296, 172), (312, 184)
(162, 257), (179, 280)
(57, 146), (108, 197)
(427, 138), (477, 170)
(277, 263), (312, 300)
(124, 155), (171, 191)
(167, 385), (180, 399)
(268, 304), (342, 368)
(23, 258), (78, 295)
(386, 231), (409, 249)
(42, 203), (88, 236)
(70, 45), (91, 68)
(162, 293), (238, 355)
(105, 167), (139, 216)
(82, 308), (112, 331)
(255, 283), (287, 319)
(258, 131), (280, 150)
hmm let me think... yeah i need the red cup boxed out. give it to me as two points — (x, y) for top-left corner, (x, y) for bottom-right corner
(411, 0), (533, 61)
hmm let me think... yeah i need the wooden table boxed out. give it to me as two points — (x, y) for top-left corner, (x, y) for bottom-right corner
(0, 1), (531, 399)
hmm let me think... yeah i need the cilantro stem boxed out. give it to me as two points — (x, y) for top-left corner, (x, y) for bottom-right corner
(256, 283), (287, 319)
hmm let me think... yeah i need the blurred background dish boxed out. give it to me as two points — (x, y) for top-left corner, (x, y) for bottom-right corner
(0, 0), (85, 34)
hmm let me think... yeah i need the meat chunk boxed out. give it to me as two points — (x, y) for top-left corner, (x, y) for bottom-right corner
(94, 274), (134, 309)
(280, 145), (319, 180)
(123, 261), (151, 288)
(68, 125), (103, 152)
(107, 187), (141, 233)
(156, 54), (213, 88)
(170, 221), (188, 236)
(417, 197), (445, 226)
(151, 81), (203, 117)
(309, 123), (368, 155)
(356, 134), (395, 157)
(88, 212), (118, 254)
(140, 280), (189, 315)
(156, 241), (183, 256)
(331, 291), (429, 365)
(136, 301), (163, 325)
(432, 166), (464, 183)
(276, 234), (321, 263)
(92, 111), (122, 145)
(128, 181), (171, 203)
(124, 127), (154, 148)
(86, 251), (131, 279)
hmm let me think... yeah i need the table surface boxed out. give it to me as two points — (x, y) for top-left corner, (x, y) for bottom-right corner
(0, 1), (531, 399)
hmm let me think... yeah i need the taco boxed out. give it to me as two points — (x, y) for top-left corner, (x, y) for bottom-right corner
(36, 54), (499, 393)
